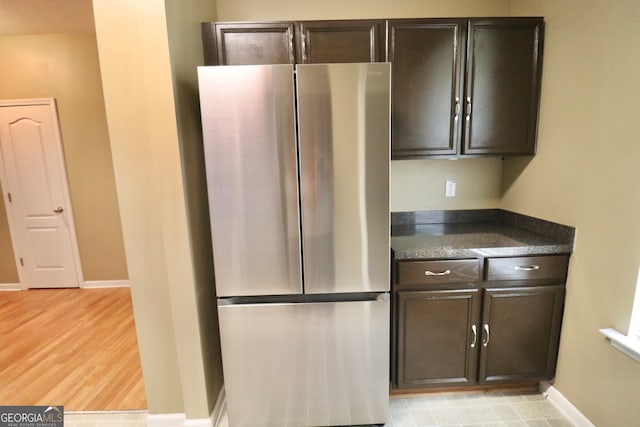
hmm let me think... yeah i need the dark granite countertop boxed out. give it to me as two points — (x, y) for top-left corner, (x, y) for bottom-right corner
(391, 209), (575, 260)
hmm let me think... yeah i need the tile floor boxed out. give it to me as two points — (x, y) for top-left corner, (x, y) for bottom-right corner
(63, 391), (575, 427)
(387, 391), (575, 427)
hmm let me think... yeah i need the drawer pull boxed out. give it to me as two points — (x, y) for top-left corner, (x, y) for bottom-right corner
(424, 269), (451, 276)
(514, 265), (540, 271)
(482, 324), (490, 347)
(470, 324), (477, 348)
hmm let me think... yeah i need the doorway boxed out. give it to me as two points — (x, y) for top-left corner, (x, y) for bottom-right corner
(0, 99), (82, 289)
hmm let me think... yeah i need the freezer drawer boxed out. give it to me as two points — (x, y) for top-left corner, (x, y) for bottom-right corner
(217, 296), (390, 427)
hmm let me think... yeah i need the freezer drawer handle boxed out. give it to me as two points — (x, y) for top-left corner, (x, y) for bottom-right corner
(424, 269), (451, 276)
(514, 265), (540, 271)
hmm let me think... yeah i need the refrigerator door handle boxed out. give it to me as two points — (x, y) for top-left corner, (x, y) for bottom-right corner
(377, 293), (390, 302)
(218, 292), (389, 307)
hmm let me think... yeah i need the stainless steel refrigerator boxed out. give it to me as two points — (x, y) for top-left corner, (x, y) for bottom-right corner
(198, 62), (390, 427)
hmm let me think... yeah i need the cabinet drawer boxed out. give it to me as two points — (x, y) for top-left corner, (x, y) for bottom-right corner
(485, 255), (569, 281)
(397, 259), (480, 286)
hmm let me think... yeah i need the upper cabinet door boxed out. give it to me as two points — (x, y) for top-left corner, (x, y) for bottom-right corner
(202, 22), (296, 65)
(387, 19), (466, 159)
(296, 20), (384, 64)
(463, 18), (544, 155)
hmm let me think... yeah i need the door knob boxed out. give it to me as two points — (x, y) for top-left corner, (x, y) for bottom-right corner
(53, 207), (64, 213)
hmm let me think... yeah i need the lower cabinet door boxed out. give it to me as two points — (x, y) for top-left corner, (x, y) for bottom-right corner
(397, 289), (481, 388)
(479, 285), (565, 383)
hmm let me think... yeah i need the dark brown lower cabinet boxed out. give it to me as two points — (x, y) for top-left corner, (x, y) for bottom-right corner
(479, 285), (565, 383)
(396, 284), (565, 388)
(397, 289), (480, 388)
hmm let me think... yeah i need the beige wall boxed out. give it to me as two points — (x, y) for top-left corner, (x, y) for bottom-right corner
(217, 0), (510, 20)
(93, 0), (219, 419)
(0, 33), (127, 283)
(164, 0), (222, 415)
(391, 158), (503, 211)
(216, 0), (511, 213)
(503, 1), (640, 425)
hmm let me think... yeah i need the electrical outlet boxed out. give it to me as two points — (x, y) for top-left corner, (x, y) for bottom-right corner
(445, 180), (456, 197)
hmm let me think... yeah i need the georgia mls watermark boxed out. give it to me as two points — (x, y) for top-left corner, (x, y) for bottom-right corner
(0, 406), (63, 427)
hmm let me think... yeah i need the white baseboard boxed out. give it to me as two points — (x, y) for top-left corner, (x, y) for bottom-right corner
(184, 415), (215, 427)
(0, 283), (21, 291)
(540, 382), (595, 427)
(146, 409), (217, 427)
(82, 280), (130, 289)
(146, 413), (185, 427)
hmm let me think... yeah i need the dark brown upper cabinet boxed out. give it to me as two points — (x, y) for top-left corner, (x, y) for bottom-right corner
(202, 20), (384, 66)
(387, 19), (466, 158)
(464, 19), (544, 155)
(296, 20), (384, 64)
(202, 22), (296, 65)
(387, 17), (544, 159)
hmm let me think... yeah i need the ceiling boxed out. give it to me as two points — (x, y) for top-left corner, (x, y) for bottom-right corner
(0, 0), (95, 36)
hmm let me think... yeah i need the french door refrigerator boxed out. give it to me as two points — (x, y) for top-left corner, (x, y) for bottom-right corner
(198, 62), (391, 427)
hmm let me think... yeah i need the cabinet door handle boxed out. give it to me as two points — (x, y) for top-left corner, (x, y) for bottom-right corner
(424, 269), (451, 276)
(300, 33), (307, 63)
(465, 96), (472, 121)
(454, 97), (460, 121)
(482, 323), (490, 347)
(514, 265), (540, 271)
(470, 324), (477, 348)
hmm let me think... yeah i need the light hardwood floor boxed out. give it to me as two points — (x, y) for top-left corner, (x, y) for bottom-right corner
(0, 287), (147, 411)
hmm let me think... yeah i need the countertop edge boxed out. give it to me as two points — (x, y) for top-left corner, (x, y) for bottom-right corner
(390, 209), (575, 261)
(392, 244), (573, 261)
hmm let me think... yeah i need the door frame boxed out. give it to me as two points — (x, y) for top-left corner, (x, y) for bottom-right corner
(0, 98), (83, 289)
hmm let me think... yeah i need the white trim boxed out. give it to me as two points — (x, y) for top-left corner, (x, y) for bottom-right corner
(628, 265), (640, 340)
(0, 98), (54, 107)
(49, 98), (84, 287)
(146, 413), (185, 427)
(145, 412), (215, 427)
(540, 382), (595, 427)
(599, 328), (640, 363)
(0, 108), (25, 288)
(82, 279), (130, 289)
(184, 415), (215, 427)
(0, 283), (21, 291)
(66, 410), (147, 415)
(0, 98), (84, 288)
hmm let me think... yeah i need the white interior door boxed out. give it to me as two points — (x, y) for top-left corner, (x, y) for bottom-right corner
(0, 99), (82, 289)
